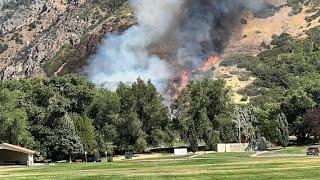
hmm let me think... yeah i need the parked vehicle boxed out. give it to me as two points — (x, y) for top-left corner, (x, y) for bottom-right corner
(306, 147), (319, 156)
(87, 155), (101, 162)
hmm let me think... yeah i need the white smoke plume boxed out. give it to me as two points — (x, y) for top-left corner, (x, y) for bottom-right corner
(89, 0), (265, 91)
(89, 0), (183, 91)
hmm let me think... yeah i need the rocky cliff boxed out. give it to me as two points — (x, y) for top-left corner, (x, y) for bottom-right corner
(0, 0), (133, 79)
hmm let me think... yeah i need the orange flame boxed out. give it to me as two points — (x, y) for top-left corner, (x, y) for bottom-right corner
(202, 55), (219, 71)
(172, 55), (220, 99)
(181, 70), (190, 89)
(172, 70), (190, 99)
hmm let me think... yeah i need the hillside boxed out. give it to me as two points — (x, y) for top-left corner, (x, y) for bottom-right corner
(0, 0), (132, 79)
(0, 0), (319, 87)
(216, 0), (320, 103)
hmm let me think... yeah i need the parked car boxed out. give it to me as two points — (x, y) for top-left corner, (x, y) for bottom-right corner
(87, 155), (101, 162)
(306, 147), (319, 156)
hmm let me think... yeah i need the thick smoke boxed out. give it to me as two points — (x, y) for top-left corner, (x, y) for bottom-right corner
(176, 0), (263, 70)
(89, 0), (264, 91)
(89, 0), (183, 91)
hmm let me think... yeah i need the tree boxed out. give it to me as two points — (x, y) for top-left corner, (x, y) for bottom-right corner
(87, 89), (120, 151)
(0, 89), (34, 147)
(131, 79), (171, 147)
(276, 113), (289, 147)
(73, 114), (97, 153)
(216, 113), (237, 144)
(235, 106), (258, 149)
(49, 77), (96, 114)
(281, 90), (315, 142)
(116, 83), (147, 152)
(52, 114), (83, 162)
(305, 107), (320, 143)
(172, 79), (232, 151)
(281, 91), (315, 125)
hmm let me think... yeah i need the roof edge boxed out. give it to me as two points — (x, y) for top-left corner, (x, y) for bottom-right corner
(0, 143), (36, 154)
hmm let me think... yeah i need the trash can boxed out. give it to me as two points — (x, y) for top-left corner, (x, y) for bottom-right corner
(124, 152), (133, 160)
(107, 156), (113, 162)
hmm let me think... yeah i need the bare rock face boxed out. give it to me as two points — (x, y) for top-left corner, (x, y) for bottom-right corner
(0, 0), (134, 79)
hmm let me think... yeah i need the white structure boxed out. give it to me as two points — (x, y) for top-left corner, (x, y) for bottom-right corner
(217, 143), (249, 152)
(0, 143), (35, 166)
(174, 148), (188, 156)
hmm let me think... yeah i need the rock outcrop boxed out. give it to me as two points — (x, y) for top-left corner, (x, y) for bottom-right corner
(0, 0), (134, 79)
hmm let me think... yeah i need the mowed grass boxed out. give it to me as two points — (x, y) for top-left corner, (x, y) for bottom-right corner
(264, 145), (319, 156)
(1, 151), (320, 179)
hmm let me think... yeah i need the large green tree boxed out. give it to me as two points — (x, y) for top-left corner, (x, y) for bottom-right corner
(73, 114), (97, 153)
(87, 88), (120, 151)
(116, 82), (147, 152)
(131, 79), (171, 147)
(51, 114), (84, 162)
(172, 78), (232, 151)
(0, 89), (34, 147)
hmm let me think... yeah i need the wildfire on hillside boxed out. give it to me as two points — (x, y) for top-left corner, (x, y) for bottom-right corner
(171, 55), (219, 99)
(90, 0), (264, 103)
(202, 55), (219, 71)
(180, 70), (190, 90)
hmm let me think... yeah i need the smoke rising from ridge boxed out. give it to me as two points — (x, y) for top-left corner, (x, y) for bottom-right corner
(89, 0), (264, 91)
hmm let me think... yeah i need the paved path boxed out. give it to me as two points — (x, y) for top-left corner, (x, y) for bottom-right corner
(251, 151), (306, 157)
(251, 151), (268, 157)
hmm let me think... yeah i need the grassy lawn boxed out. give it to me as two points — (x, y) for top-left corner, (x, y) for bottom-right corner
(264, 145), (319, 156)
(1, 151), (320, 179)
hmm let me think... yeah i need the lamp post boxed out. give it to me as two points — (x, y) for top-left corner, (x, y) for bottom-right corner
(85, 151), (87, 163)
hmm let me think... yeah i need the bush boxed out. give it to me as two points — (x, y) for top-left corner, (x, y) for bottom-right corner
(220, 54), (258, 69)
(271, 33), (294, 46)
(0, 43), (8, 54)
(28, 22), (37, 31)
(241, 95), (249, 102)
(238, 72), (252, 82)
(92, 0), (128, 11)
(2, 0), (36, 11)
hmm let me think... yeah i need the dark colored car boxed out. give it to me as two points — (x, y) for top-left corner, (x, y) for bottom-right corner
(306, 147), (319, 156)
(87, 155), (101, 162)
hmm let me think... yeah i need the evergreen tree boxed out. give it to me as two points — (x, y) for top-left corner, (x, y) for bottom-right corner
(73, 114), (97, 153)
(276, 113), (289, 147)
(53, 114), (83, 162)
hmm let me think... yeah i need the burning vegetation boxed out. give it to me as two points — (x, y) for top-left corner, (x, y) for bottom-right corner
(171, 55), (220, 98)
(90, 0), (265, 99)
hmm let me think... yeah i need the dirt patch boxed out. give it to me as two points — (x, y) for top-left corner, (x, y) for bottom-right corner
(224, 4), (320, 56)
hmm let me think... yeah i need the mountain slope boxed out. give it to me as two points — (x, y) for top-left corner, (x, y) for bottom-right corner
(0, 0), (132, 79)
(0, 0), (319, 86)
(216, 0), (320, 103)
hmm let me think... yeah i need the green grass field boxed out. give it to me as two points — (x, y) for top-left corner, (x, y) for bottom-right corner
(1, 149), (320, 179)
(264, 145), (310, 155)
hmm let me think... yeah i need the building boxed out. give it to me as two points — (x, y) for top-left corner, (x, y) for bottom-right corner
(0, 143), (35, 166)
(217, 143), (249, 152)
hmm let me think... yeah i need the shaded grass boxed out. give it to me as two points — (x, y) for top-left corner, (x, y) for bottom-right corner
(1, 152), (320, 179)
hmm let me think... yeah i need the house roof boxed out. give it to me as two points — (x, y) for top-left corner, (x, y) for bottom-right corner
(0, 143), (35, 154)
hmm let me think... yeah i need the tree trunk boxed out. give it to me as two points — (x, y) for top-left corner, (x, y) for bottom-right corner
(69, 154), (72, 163)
